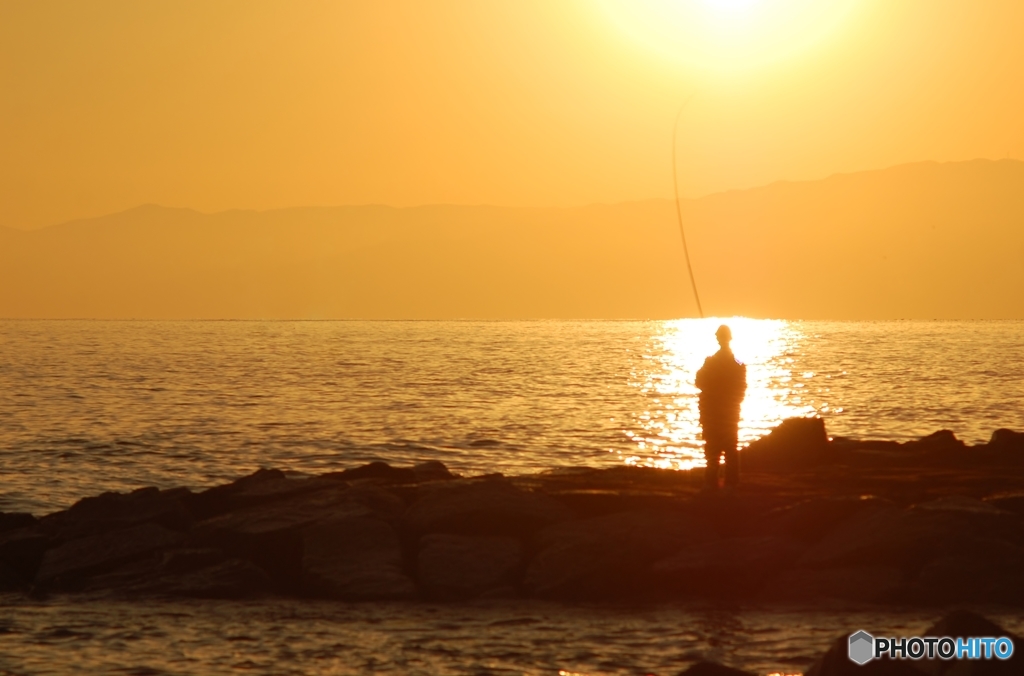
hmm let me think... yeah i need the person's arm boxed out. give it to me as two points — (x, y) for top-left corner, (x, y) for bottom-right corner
(695, 358), (710, 391)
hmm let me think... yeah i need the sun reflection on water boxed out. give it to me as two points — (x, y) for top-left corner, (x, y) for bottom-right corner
(619, 317), (825, 470)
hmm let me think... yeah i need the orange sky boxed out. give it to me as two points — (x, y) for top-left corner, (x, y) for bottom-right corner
(3, 0), (1024, 229)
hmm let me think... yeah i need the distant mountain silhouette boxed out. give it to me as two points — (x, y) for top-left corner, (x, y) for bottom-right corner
(2, 159), (1023, 319)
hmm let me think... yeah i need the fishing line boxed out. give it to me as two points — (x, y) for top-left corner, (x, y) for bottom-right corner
(672, 97), (705, 319)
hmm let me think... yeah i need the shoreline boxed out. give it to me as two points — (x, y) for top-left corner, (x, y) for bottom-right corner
(1, 419), (1023, 607)
(2, 419), (1023, 673)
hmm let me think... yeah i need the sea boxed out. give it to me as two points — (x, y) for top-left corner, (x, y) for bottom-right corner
(1, 318), (1023, 675)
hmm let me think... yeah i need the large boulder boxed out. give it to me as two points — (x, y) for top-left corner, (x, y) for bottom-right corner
(405, 477), (571, 537)
(82, 554), (273, 599)
(761, 496), (895, 543)
(141, 558), (273, 599)
(907, 539), (1024, 606)
(0, 528), (50, 589)
(0, 513), (36, 535)
(805, 634), (926, 675)
(984, 492), (1024, 516)
(763, 565), (906, 604)
(524, 510), (712, 601)
(798, 499), (1020, 573)
(416, 534), (522, 600)
(189, 468), (341, 521)
(782, 497), (1024, 605)
(985, 429), (1024, 453)
(742, 417), (830, 470)
(653, 535), (804, 598)
(39, 486), (194, 541)
(916, 610), (1022, 675)
(903, 430), (965, 452)
(35, 522), (183, 589)
(302, 516), (416, 600)
(192, 484), (403, 587)
(323, 460), (454, 485)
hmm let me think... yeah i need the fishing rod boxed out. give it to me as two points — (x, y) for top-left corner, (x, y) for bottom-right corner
(672, 98), (705, 319)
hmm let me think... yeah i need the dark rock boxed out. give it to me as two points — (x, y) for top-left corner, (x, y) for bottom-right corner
(412, 460), (455, 482)
(742, 417), (830, 470)
(0, 528), (50, 587)
(40, 486), (194, 541)
(160, 548), (230, 574)
(677, 661), (754, 676)
(904, 430), (965, 452)
(524, 510), (712, 600)
(416, 534), (522, 600)
(762, 496), (895, 543)
(653, 536), (804, 598)
(36, 522), (183, 588)
(0, 560), (26, 591)
(302, 516), (415, 600)
(831, 438), (904, 453)
(986, 428), (1024, 452)
(405, 476), (571, 537)
(323, 460), (454, 484)
(913, 495), (1008, 516)
(141, 559), (273, 599)
(984, 492), (1024, 515)
(923, 609), (1016, 640)
(192, 484), (402, 587)
(798, 499), (1020, 572)
(79, 556), (162, 593)
(323, 461), (417, 483)
(0, 513), (37, 535)
(763, 565), (906, 604)
(916, 610), (1022, 675)
(84, 555), (273, 599)
(806, 634), (926, 675)
(908, 541), (1024, 606)
(189, 468), (334, 521)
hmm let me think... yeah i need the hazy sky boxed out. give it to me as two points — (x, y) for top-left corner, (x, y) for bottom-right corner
(3, 0), (1024, 229)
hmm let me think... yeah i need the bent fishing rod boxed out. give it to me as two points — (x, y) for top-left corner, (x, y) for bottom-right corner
(672, 98), (705, 319)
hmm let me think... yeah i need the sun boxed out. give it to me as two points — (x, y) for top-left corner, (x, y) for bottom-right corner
(701, 0), (760, 13)
(598, 0), (861, 73)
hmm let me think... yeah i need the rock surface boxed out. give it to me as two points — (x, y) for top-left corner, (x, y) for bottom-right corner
(417, 533), (522, 599)
(742, 416), (829, 469)
(524, 510), (711, 600)
(805, 633), (926, 675)
(302, 516), (416, 600)
(4, 419), (1024, 605)
(405, 475), (571, 536)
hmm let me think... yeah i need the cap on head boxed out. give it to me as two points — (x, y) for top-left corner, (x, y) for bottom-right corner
(715, 324), (732, 343)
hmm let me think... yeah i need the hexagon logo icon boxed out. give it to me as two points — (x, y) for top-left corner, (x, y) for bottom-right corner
(848, 630), (874, 665)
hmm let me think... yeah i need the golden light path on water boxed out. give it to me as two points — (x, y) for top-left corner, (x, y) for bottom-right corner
(618, 317), (840, 470)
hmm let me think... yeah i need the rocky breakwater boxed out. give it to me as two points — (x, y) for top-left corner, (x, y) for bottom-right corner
(1, 418), (1024, 606)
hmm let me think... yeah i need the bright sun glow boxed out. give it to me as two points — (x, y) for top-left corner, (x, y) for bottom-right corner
(618, 318), (828, 471)
(599, 0), (861, 73)
(703, 0), (759, 13)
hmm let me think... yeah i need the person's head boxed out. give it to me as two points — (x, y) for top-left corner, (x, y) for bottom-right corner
(715, 324), (732, 348)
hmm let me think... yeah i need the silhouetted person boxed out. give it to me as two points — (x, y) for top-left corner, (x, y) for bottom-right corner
(696, 325), (747, 489)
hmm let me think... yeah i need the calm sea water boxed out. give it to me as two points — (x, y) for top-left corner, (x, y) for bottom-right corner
(2, 319), (1023, 676)
(2, 319), (1023, 516)
(0, 597), (1021, 676)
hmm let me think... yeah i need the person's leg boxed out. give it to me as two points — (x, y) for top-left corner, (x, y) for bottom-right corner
(703, 432), (722, 489)
(724, 447), (739, 487)
(723, 427), (740, 488)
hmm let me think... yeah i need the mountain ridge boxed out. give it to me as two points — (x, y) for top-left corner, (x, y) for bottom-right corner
(20, 158), (1021, 233)
(3, 159), (1023, 319)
